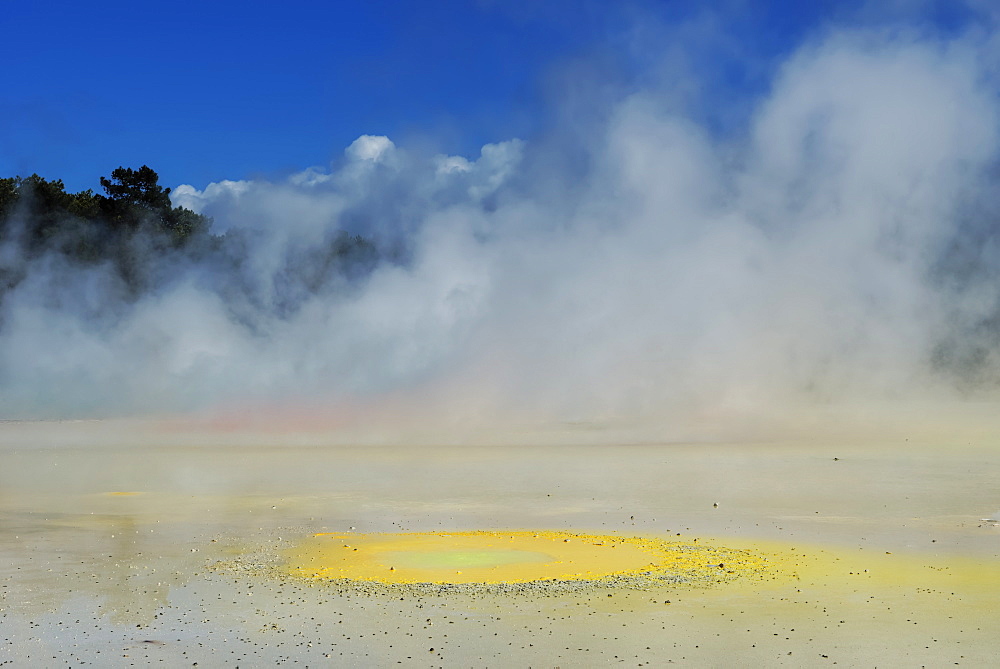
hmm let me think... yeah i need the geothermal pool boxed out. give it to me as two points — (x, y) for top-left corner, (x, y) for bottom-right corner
(283, 529), (774, 587)
(1, 422), (999, 666)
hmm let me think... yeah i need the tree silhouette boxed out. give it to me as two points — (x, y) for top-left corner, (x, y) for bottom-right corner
(100, 165), (172, 211)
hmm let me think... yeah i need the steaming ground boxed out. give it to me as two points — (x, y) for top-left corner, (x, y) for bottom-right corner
(4, 23), (1000, 434)
(2, 429), (1000, 666)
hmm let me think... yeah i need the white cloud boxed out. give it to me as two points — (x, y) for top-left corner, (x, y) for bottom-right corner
(171, 179), (251, 214)
(345, 134), (396, 163)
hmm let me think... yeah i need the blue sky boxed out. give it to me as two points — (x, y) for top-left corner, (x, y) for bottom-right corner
(0, 1), (982, 193)
(0, 0), (914, 194)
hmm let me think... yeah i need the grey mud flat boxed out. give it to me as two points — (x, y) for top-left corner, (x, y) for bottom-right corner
(2, 427), (1000, 666)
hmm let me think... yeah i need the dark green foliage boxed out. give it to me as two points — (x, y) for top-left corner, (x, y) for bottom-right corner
(0, 165), (382, 309)
(163, 204), (210, 245)
(68, 188), (102, 220)
(99, 165), (174, 231)
(100, 166), (172, 210)
(0, 178), (17, 216)
(0, 167), (212, 298)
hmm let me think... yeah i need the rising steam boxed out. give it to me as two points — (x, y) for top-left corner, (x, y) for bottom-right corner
(4, 23), (1000, 441)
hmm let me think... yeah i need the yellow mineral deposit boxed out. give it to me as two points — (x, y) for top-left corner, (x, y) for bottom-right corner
(283, 530), (777, 586)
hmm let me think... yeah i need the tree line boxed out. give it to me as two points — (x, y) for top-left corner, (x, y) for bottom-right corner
(0, 166), (379, 305)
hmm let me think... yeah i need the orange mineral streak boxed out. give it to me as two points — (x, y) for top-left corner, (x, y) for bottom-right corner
(283, 530), (744, 585)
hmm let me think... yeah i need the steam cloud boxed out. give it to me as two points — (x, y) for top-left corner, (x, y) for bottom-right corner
(5, 22), (1000, 439)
